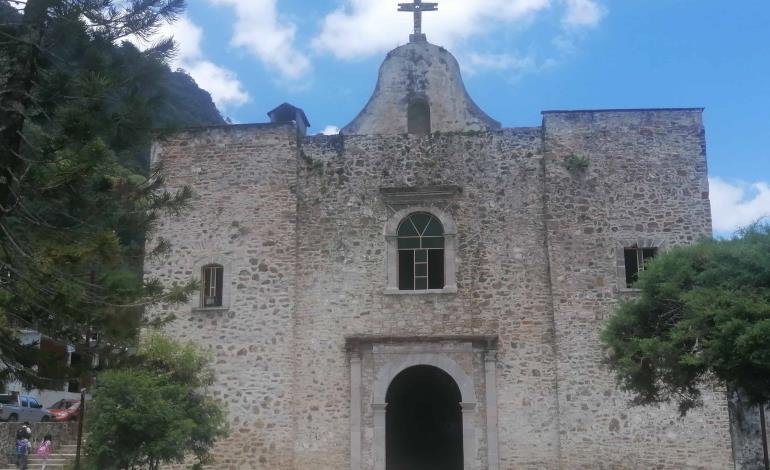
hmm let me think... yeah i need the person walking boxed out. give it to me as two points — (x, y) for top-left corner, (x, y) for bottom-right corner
(15, 422), (31, 440)
(36, 434), (52, 470)
(15, 435), (30, 470)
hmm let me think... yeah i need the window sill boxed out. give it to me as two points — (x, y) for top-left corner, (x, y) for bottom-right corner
(191, 306), (230, 313)
(384, 285), (457, 295)
(618, 288), (641, 294)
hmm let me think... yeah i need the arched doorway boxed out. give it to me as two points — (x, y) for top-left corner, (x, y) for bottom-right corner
(385, 365), (463, 470)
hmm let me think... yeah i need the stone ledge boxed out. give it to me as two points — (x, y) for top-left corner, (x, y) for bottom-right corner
(345, 334), (498, 349)
(380, 185), (462, 205)
(191, 306), (230, 313)
(383, 285), (457, 295)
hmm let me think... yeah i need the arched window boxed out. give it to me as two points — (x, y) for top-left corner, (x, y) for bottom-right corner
(201, 264), (224, 307)
(407, 99), (431, 135)
(397, 213), (444, 290)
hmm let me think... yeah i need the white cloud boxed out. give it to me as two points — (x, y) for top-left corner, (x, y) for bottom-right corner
(562, 0), (605, 27)
(321, 125), (340, 135)
(464, 52), (536, 75)
(709, 177), (770, 233)
(313, 0), (603, 60)
(184, 61), (250, 110)
(208, 0), (310, 80)
(128, 15), (249, 110)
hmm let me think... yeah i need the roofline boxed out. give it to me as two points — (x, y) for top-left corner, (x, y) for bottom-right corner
(153, 122), (292, 134)
(541, 107), (704, 114)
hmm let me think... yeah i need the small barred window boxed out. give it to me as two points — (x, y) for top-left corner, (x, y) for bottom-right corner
(201, 264), (224, 307)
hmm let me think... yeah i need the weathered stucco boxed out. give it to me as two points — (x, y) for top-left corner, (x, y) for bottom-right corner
(341, 41), (500, 135)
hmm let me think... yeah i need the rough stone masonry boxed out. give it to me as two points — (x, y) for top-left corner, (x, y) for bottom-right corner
(146, 36), (738, 469)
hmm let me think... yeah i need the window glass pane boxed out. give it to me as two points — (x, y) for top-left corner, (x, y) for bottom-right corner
(415, 250), (427, 262)
(415, 278), (428, 290)
(21, 397), (28, 407)
(415, 264), (427, 276)
(422, 217), (444, 236)
(215, 267), (224, 306)
(410, 213), (431, 234)
(428, 249), (445, 289)
(398, 238), (421, 249)
(624, 249), (639, 287)
(398, 250), (415, 290)
(397, 219), (419, 237)
(421, 237), (445, 249)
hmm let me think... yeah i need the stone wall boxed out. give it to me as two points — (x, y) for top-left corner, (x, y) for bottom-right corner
(542, 109), (732, 469)
(296, 129), (560, 469)
(0, 422), (77, 465)
(149, 109), (735, 469)
(145, 123), (300, 469)
(730, 390), (770, 470)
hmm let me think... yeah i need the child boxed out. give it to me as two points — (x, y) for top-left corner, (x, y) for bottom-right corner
(15, 436), (30, 470)
(36, 434), (52, 470)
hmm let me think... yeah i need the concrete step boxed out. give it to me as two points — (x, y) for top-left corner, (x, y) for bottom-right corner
(28, 457), (70, 464)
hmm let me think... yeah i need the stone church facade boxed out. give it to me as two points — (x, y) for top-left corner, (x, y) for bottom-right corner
(146, 35), (735, 469)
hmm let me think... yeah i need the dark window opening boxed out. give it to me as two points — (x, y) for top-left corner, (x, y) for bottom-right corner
(202, 264), (224, 307)
(386, 365), (463, 470)
(407, 100), (431, 135)
(428, 249), (444, 289)
(397, 213), (445, 290)
(624, 246), (657, 287)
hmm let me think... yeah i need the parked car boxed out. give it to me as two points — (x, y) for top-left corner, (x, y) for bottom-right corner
(0, 394), (53, 422)
(48, 399), (81, 422)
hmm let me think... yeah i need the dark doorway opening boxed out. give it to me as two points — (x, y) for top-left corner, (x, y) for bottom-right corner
(386, 365), (463, 470)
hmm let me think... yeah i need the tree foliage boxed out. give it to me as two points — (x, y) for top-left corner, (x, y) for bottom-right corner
(0, 0), (221, 389)
(601, 223), (770, 415)
(84, 333), (228, 470)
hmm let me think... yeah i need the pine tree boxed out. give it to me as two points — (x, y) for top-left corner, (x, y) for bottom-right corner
(0, 0), (196, 389)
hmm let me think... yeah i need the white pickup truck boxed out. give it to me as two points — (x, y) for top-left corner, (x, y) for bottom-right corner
(0, 394), (53, 422)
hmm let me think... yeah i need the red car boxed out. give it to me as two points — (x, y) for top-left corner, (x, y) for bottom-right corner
(47, 399), (80, 422)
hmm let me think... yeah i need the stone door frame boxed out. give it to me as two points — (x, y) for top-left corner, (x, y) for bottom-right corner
(347, 336), (499, 470)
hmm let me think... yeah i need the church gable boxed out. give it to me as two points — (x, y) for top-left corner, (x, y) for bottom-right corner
(341, 41), (500, 135)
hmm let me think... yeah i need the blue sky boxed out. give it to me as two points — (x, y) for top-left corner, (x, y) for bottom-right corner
(147, 0), (770, 235)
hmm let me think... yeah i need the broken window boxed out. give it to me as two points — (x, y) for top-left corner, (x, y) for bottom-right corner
(624, 246), (657, 287)
(407, 99), (431, 135)
(398, 213), (445, 290)
(201, 264), (224, 307)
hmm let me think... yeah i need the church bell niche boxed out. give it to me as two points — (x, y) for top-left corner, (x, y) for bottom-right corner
(407, 98), (431, 134)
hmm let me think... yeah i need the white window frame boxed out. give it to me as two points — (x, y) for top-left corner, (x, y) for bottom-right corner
(384, 207), (457, 294)
(192, 256), (232, 311)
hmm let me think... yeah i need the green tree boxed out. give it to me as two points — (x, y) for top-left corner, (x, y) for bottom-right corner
(601, 223), (770, 414)
(0, 0), (200, 389)
(84, 333), (227, 470)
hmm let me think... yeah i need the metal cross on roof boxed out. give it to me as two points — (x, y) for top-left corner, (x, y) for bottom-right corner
(398, 0), (438, 40)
